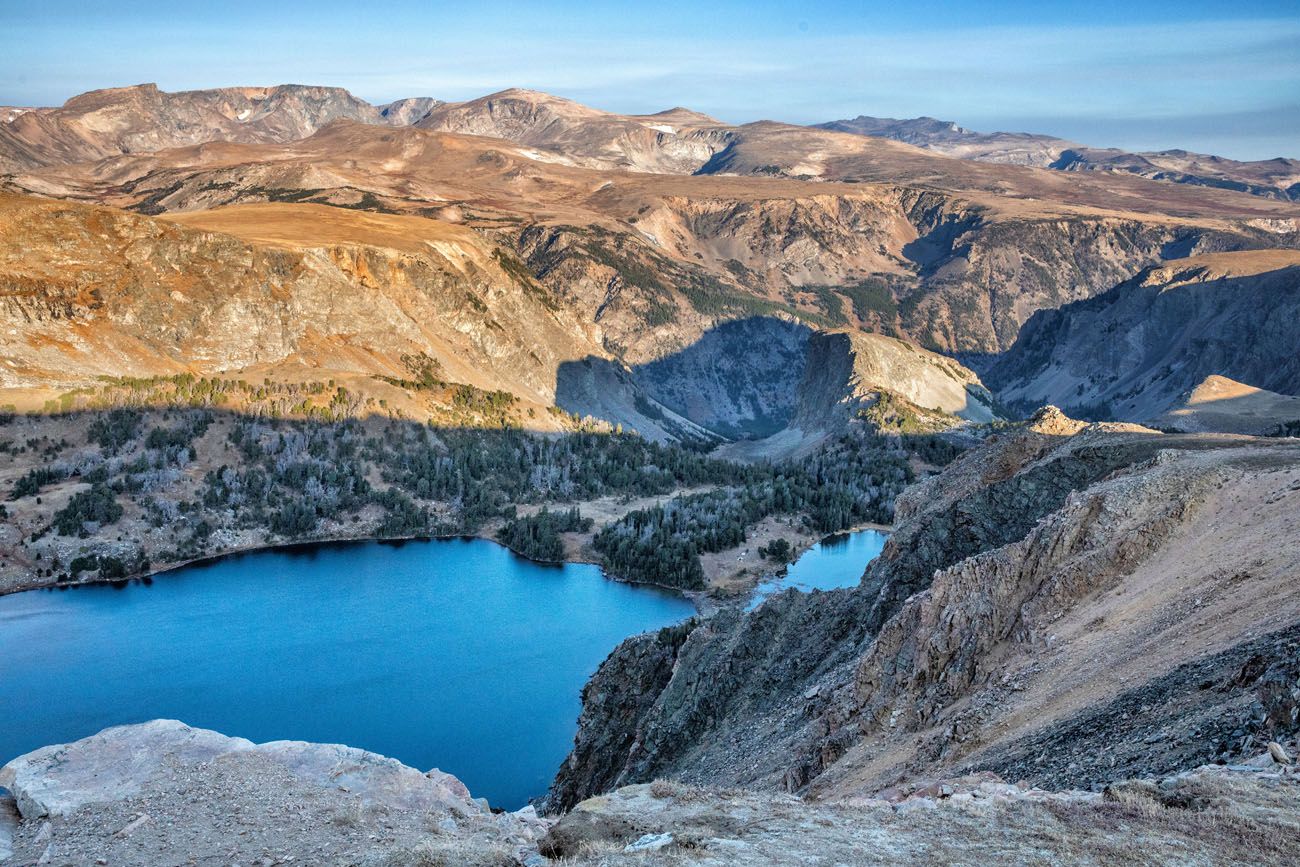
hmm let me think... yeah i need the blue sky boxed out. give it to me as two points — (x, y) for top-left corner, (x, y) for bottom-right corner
(2, 1), (1297, 159)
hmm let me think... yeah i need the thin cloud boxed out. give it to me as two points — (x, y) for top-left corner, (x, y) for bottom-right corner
(2, 15), (1296, 159)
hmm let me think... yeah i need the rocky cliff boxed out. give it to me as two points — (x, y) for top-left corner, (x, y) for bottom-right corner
(713, 329), (996, 460)
(982, 250), (1300, 421)
(791, 330), (995, 429)
(0, 192), (606, 410)
(548, 410), (1300, 809)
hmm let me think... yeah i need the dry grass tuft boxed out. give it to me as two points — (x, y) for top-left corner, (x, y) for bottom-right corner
(366, 838), (518, 867)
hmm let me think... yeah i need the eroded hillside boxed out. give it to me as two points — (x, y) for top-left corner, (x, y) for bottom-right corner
(548, 410), (1300, 810)
(983, 250), (1300, 421)
(6, 86), (1299, 364)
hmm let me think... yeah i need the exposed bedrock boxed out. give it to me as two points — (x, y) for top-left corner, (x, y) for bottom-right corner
(547, 411), (1300, 810)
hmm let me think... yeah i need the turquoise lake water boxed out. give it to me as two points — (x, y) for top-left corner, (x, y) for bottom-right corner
(748, 528), (888, 610)
(0, 529), (886, 808)
(0, 537), (694, 809)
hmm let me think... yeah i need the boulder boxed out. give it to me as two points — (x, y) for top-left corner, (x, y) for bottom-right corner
(0, 720), (490, 822)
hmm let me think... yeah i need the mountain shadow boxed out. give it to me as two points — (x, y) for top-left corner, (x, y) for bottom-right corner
(979, 254), (1300, 423)
(555, 316), (813, 443)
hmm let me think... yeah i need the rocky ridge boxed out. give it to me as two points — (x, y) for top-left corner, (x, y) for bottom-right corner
(548, 410), (1300, 809)
(0, 83), (432, 173)
(818, 114), (1300, 201)
(415, 88), (731, 175)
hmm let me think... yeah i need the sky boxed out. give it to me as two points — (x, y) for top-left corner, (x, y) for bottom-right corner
(2, 0), (1297, 159)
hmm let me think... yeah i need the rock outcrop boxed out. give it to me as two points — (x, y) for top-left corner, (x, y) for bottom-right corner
(0, 720), (550, 866)
(541, 761), (1300, 865)
(790, 330), (994, 428)
(713, 328), (996, 460)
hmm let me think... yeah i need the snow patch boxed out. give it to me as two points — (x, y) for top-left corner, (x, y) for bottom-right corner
(516, 147), (572, 166)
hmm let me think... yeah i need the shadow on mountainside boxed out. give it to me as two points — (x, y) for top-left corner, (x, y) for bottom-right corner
(1152, 387), (1300, 436)
(555, 316), (814, 443)
(976, 265), (1300, 424)
(556, 315), (1004, 450)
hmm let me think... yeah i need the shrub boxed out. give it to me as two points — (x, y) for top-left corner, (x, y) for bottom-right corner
(52, 483), (124, 536)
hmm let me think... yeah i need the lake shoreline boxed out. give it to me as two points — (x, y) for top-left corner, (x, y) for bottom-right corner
(0, 531), (698, 809)
(4, 521), (893, 615)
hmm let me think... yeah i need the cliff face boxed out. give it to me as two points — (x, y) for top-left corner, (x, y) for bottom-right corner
(792, 331), (994, 429)
(982, 251), (1300, 421)
(0, 193), (605, 405)
(548, 411), (1300, 809)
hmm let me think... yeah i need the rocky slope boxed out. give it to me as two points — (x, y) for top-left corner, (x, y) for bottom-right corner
(4, 722), (1295, 866)
(818, 114), (1300, 200)
(1153, 375), (1300, 435)
(0, 720), (551, 866)
(0, 191), (612, 413)
(540, 761), (1299, 865)
(982, 250), (1300, 421)
(547, 410), (1300, 810)
(791, 330), (995, 428)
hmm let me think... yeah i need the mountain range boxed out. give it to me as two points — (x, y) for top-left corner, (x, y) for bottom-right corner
(2, 82), (1299, 442)
(818, 114), (1300, 201)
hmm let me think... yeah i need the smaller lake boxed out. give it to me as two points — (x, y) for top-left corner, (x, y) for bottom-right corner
(0, 537), (695, 810)
(748, 529), (888, 610)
